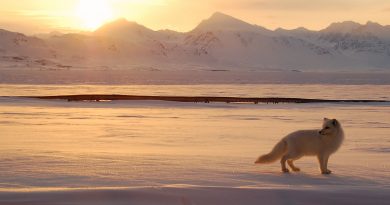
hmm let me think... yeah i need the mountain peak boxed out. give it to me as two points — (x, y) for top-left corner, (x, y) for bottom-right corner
(322, 21), (362, 33)
(364, 21), (384, 30)
(96, 18), (144, 32)
(110, 18), (129, 24)
(193, 12), (268, 33)
(94, 18), (155, 39)
(295, 27), (310, 32)
(320, 20), (390, 39)
(274, 26), (315, 37)
(209, 12), (235, 21)
(366, 21), (381, 26)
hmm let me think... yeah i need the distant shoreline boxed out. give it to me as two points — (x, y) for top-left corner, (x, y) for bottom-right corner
(18, 94), (389, 104)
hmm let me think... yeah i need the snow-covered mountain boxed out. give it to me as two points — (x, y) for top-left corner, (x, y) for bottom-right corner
(1, 12), (389, 71)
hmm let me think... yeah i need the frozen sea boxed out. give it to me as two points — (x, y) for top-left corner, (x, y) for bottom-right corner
(0, 84), (389, 205)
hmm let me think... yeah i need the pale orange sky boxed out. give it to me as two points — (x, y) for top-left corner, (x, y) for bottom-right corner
(0, 0), (389, 34)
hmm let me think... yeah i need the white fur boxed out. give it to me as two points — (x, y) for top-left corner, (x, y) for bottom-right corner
(255, 118), (344, 174)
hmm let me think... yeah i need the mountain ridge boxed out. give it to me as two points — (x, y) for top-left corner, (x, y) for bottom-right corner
(95, 12), (389, 34)
(0, 12), (389, 71)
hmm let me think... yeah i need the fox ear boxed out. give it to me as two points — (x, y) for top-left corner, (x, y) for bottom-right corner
(332, 119), (337, 125)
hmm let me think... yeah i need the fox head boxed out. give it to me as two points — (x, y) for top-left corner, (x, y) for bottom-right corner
(319, 118), (339, 135)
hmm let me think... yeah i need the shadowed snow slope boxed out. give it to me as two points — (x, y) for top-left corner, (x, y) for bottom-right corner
(0, 186), (389, 205)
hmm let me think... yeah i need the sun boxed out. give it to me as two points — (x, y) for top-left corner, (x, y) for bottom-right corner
(76, 0), (114, 30)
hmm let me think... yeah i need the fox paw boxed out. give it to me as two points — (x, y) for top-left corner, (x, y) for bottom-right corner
(292, 167), (301, 172)
(282, 168), (290, 173)
(321, 170), (332, 175)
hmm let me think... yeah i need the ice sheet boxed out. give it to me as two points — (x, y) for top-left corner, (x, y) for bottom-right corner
(0, 84), (389, 204)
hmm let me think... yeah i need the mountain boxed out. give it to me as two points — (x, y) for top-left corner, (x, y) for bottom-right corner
(321, 21), (362, 34)
(0, 12), (389, 71)
(0, 28), (57, 67)
(193, 12), (271, 34)
(321, 21), (390, 39)
(94, 18), (158, 41)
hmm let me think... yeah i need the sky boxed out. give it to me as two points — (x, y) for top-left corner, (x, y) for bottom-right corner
(0, 0), (389, 34)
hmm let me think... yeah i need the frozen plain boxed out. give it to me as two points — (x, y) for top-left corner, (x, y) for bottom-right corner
(0, 84), (389, 205)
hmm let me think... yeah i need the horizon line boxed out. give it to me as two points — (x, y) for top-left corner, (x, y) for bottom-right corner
(1, 11), (390, 35)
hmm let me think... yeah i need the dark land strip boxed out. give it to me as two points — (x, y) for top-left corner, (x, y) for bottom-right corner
(12, 95), (390, 104)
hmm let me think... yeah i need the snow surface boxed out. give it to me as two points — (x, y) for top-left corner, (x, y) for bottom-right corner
(0, 69), (389, 85)
(0, 84), (389, 204)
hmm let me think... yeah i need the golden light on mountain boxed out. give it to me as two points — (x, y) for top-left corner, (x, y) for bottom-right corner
(76, 0), (114, 30)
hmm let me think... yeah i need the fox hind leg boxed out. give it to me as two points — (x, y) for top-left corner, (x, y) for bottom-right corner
(287, 160), (300, 172)
(280, 156), (289, 173)
(281, 148), (302, 173)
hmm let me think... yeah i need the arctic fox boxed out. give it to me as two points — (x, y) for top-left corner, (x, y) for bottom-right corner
(255, 118), (344, 174)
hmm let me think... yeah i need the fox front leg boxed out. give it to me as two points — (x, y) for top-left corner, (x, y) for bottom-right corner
(318, 154), (331, 174)
(324, 155), (332, 174)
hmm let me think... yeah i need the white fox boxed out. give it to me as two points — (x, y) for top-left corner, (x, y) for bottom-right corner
(255, 118), (344, 174)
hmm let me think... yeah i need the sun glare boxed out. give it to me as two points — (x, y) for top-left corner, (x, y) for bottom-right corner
(76, 0), (114, 30)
